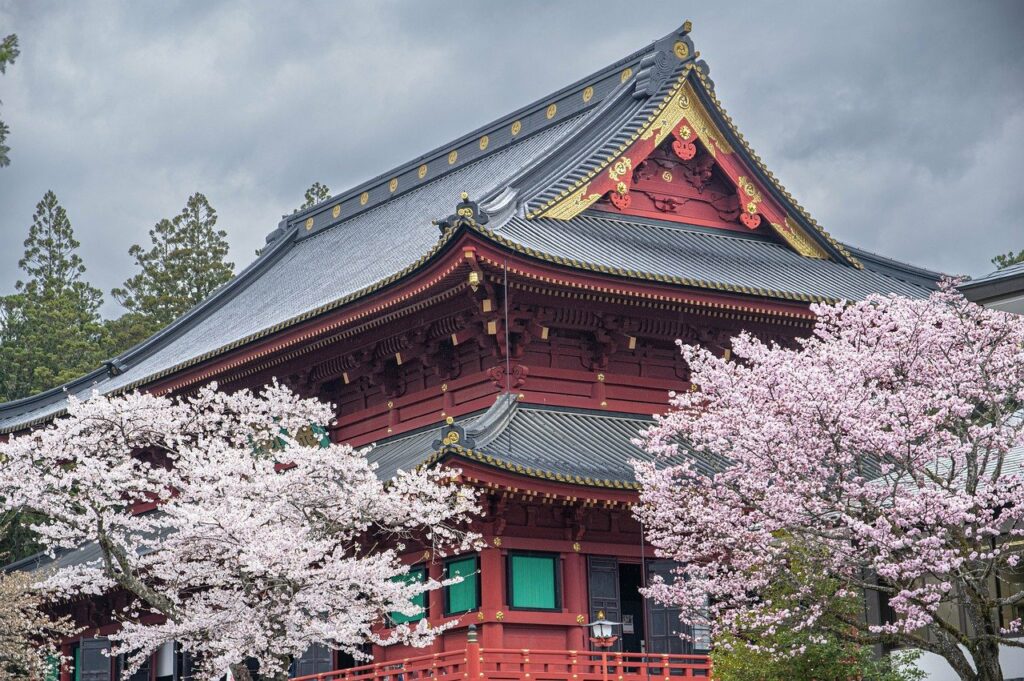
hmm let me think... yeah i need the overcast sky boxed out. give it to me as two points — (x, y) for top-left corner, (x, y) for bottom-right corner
(0, 1), (1021, 317)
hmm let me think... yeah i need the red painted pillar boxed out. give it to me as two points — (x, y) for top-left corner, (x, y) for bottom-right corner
(427, 559), (445, 654)
(479, 545), (504, 647)
(466, 625), (482, 680)
(562, 549), (588, 651)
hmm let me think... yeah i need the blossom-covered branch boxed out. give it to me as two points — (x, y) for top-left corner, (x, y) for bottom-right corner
(634, 284), (1024, 681)
(1, 381), (482, 681)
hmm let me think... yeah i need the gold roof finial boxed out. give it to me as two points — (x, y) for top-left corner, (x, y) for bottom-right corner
(682, 20), (693, 34)
(460, 191), (469, 201)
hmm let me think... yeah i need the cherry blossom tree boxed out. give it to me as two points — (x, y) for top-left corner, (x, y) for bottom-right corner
(0, 569), (77, 680)
(0, 382), (481, 681)
(634, 284), (1024, 681)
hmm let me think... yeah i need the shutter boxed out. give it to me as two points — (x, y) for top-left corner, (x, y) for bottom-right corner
(389, 566), (427, 624)
(509, 554), (557, 609)
(446, 556), (479, 614)
(293, 643), (333, 676)
(79, 638), (111, 681)
(645, 560), (688, 654)
(587, 557), (622, 652)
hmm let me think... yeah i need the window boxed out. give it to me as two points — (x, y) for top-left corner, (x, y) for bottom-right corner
(389, 565), (428, 625)
(445, 555), (480, 615)
(508, 552), (560, 610)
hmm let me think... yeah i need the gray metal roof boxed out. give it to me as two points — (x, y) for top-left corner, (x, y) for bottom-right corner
(0, 21), (939, 434)
(478, 212), (933, 302)
(0, 116), (587, 433)
(367, 395), (714, 488)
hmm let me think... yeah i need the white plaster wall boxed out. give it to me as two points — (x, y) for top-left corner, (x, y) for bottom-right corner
(911, 645), (1024, 680)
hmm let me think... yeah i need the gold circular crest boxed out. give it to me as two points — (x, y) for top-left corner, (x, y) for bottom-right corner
(417, 164), (428, 179)
(304, 217), (314, 231)
(360, 191), (369, 205)
(511, 120), (522, 136)
(674, 40), (689, 59)
(479, 135), (489, 151)
(388, 178), (398, 192)
(620, 67), (633, 83)
(331, 205), (341, 218)
(448, 150), (458, 165)
(546, 103), (557, 119)
(576, 614), (586, 624)
(582, 86), (594, 103)
(662, 170), (673, 183)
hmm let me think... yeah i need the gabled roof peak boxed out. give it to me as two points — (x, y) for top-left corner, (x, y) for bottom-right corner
(275, 20), (703, 247)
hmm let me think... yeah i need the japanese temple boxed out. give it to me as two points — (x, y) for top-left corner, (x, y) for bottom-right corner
(1, 20), (939, 681)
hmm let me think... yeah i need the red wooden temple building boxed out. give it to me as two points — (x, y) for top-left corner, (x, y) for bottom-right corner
(2, 20), (938, 681)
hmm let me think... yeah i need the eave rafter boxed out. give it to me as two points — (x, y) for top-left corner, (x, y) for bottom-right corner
(531, 69), (852, 266)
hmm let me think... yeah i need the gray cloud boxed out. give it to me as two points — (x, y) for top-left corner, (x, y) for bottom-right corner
(0, 0), (1021, 317)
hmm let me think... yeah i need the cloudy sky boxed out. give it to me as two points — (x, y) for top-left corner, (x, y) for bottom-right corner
(0, 1), (1021, 317)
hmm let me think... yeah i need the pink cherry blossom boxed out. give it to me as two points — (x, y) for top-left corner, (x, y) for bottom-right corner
(634, 282), (1024, 681)
(1, 380), (482, 681)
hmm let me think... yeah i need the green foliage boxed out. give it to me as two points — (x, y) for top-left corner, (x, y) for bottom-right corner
(109, 192), (234, 352)
(712, 631), (923, 681)
(992, 250), (1024, 270)
(0, 33), (19, 167)
(0, 191), (106, 402)
(711, 538), (923, 681)
(298, 181), (330, 211)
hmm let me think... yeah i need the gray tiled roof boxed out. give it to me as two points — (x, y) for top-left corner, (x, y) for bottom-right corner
(480, 212), (933, 302)
(0, 21), (939, 435)
(0, 117), (587, 433)
(367, 395), (713, 488)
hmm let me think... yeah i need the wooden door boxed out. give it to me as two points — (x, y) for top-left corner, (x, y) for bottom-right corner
(645, 560), (689, 654)
(78, 638), (111, 681)
(587, 556), (622, 652)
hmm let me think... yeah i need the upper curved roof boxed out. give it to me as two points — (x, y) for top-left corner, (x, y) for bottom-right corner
(0, 21), (939, 434)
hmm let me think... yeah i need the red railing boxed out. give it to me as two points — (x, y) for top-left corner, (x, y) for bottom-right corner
(294, 645), (711, 680)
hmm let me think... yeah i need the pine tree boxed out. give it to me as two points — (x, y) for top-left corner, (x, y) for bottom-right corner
(0, 191), (106, 402)
(0, 33), (19, 167)
(992, 249), (1024, 270)
(298, 181), (330, 211)
(108, 193), (234, 353)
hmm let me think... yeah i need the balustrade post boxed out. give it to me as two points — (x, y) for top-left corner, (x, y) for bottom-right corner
(466, 624), (481, 680)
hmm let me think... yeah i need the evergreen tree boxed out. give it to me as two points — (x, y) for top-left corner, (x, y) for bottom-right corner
(298, 181), (330, 211)
(108, 193), (233, 352)
(992, 249), (1024, 270)
(0, 33), (19, 167)
(0, 191), (106, 402)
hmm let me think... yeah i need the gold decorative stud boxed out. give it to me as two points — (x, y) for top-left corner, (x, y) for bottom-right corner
(448, 150), (458, 165)
(620, 67), (633, 83)
(495, 611), (504, 621)
(304, 217), (314, 231)
(479, 135), (489, 151)
(445, 416), (454, 425)
(576, 614), (586, 624)
(331, 205), (341, 218)
(441, 383), (448, 393)
(546, 103), (557, 119)
(582, 86), (594, 103)
(674, 41), (689, 59)
(596, 373), (605, 382)
(572, 542), (581, 552)
(387, 400), (394, 409)
(389, 178), (398, 192)
(511, 120), (522, 135)
(662, 171), (673, 183)
(477, 611), (485, 621)
(492, 537), (502, 547)
(418, 164), (428, 179)
(360, 191), (369, 205)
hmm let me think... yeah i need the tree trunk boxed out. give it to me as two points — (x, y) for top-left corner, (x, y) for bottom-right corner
(973, 641), (1004, 681)
(229, 663), (253, 681)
